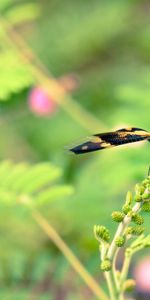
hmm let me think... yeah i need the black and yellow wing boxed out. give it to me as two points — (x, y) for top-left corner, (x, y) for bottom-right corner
(70, 127), (150, 155)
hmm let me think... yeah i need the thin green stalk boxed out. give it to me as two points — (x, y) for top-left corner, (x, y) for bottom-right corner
(106, 202), (141, 299)
(101, 243), (118, 300)
(112, 247), (120, 290)
(0, 15), (105, 133)
(104, 271), (118, 300)
(120, 254), (132, 288)
(107, 202), (141, 260)
(32, 209), (109, 300)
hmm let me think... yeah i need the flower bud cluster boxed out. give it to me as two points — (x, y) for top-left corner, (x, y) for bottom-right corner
(100, 258), (111, 271)
(94, 225), (110, 242)
(115, 236), (125, 247)
(134, 178), (150, 203)
(94, 173), (150, 281)
(142, 202), (150, 212)
(126, 226), (145, 236)
(122, 204), (131, 215)
(132, 213), (144, 225)
(111, 211), (125, 222)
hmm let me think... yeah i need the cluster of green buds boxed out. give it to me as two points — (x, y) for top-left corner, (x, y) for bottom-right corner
(100, 258), (112, 272)
(94, 225), (111, 271)
(112, 176), (150, 237)
(94, 174), (150, 273)
(94, 225), (110, 243)
(134, 177), (150, 203)
(126, 225), (145, 236)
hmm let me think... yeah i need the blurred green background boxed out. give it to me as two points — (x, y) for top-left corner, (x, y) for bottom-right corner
(0, 0), (150, 299)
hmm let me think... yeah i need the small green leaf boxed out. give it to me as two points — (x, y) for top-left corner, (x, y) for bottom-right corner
(36, 185), (74, 205)
(6, 3), (40, 25)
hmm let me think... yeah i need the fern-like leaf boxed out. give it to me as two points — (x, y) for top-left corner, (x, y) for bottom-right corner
(0, 161), (74, 206)
(0, 0), (39, 100)
(5, 3), (40, 25)
(0, 50), (34, 100)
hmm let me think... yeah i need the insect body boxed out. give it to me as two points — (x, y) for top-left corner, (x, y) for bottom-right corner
(70, 127), (150, 155)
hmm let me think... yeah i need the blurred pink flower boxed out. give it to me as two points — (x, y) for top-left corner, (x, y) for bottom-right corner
(134, 257), (150, 292)
(28, 86), (57, 117)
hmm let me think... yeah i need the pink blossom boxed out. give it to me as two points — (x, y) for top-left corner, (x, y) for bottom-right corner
(28, 86), (57, 117)
(134, 257), (150, 292)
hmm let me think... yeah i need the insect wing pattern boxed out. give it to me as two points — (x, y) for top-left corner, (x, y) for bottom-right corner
(70, 127), (150, 155)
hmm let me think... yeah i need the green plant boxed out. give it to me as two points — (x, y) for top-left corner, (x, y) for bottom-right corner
(0, 160), (109, 300)
(94, 173), (150, 300)
(0, 160), (73, 206)
(0, 0), (39, 100)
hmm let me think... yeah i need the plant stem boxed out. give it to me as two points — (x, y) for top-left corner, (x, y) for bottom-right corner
(101, 243), (119, 299)
(118, 293), (124, 300)
(32, 209), (109, 300)
(0, 16), (105, 133)
(107, 202), (141, 260)
(104, 271), (118, 300)
(106, 202), (141, 299)
(112, 247), (120, 290)
(120, 254), (132, 288)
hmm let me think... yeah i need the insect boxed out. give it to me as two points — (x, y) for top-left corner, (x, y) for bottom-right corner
(70, 127), (150, 155)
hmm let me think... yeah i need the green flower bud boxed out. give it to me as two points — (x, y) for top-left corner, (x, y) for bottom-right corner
(142, 179), (149, 186)
(122, 204), (131, 214)
(126, 226), (145, 236)
(132, 213), (144, 225)
(142, 192), (150, 200)
(100, 259), (111, 272)
(127, 211), (133, 218)
(126, 226), (133, 235)
(135, 184), (145, 195)
(125, 191), (132, 205)
(123, 279), (136, 292)
(111, 211), (125, 222)
(134, 194), (142, 202)
(94, 225), (110, 242)
(115, 236), (125, 247)
(142, 202), (150, 212)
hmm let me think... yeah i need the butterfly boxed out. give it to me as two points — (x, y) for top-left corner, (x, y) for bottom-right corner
(70, 127), (150, 155)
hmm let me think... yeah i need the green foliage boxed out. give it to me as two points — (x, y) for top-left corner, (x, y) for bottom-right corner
(0, 50), (34, 100)
(5, 2), (40, 25)
(0, 161), (73, 206)
(0, 161), (74, 297)
(0, 0), (39, 100)
(0, 0), (12, 11)
(34, 1), (131, 74)
(126, 234), (150, 256)
(0, 0), (39, 24)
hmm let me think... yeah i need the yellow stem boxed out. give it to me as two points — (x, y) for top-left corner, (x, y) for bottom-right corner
(32, 209), (109, 300)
